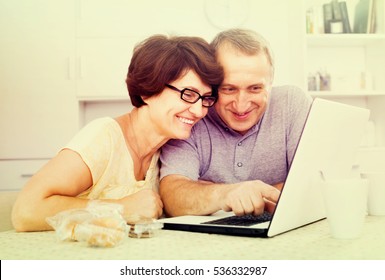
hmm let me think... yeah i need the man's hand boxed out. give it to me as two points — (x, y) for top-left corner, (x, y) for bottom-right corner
(219, 180), (280, 216)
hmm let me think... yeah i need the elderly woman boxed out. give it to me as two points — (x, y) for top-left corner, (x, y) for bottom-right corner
(12, 35), (223, 231)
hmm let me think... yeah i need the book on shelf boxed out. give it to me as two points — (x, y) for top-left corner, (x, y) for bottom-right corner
(320, 1), (351, 34)
(323, 2), (333, 33)
(339, 1), (352, 33)
(307, 0), (381, 35)
(331, 0), (343, 22)
(353, 0), (377, 33)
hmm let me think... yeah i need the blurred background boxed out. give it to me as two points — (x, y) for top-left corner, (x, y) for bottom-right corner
(0, 0), (384, 191)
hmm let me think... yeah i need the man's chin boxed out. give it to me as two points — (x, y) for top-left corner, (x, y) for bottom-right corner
(230, 122), (256, 135)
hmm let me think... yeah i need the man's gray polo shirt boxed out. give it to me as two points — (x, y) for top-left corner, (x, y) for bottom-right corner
(160, 85), (313, 185)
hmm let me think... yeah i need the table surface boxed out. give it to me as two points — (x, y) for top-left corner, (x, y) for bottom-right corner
(1, 216), (385, 260)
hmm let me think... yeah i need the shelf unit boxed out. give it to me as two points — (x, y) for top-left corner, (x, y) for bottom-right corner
(310, 90), (385, 97)
(304, 0), (385, 92)
(304, 0), (385, 146)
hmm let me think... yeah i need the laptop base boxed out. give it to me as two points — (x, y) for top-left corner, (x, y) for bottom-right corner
(163, 223), (269, 238)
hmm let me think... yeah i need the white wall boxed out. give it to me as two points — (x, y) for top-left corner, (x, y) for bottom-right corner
(76, 0), (304, 124)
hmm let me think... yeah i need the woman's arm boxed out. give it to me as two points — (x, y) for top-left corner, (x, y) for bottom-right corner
(11, 149), (93, 231)
(12, 148), (164, 231)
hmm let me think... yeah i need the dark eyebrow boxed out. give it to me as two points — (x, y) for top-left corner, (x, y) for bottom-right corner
(249, 83), (265, 88)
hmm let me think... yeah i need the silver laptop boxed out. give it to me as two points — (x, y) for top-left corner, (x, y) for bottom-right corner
(160, 98), (370, 237)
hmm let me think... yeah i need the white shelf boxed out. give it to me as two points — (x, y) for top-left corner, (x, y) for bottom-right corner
(309, 90), (385, 97)
(306, 33), (385, 47)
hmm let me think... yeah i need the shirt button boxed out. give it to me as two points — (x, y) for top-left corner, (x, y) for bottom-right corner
(237, 142), (242, 146)
(237, 162), (243, 167)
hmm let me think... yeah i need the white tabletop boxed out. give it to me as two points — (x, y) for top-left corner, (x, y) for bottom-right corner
(1, 216), (385, 260)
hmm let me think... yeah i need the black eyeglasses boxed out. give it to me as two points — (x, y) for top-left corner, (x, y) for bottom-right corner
(165, 84), (217, 108)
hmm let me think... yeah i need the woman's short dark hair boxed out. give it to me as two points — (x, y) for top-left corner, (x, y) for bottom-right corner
(126, 35), (224, 107)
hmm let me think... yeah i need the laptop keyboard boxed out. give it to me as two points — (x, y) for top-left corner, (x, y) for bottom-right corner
(202, 212), (273, 227)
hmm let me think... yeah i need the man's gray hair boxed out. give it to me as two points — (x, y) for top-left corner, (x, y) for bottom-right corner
(211, 28), (275, 79)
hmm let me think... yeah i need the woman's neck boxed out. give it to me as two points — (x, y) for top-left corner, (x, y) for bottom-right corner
(123, 107), (169, 161)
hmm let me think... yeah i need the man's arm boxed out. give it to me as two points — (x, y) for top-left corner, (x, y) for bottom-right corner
(160, 174), (280, 217)
(160, 175), (222, 216)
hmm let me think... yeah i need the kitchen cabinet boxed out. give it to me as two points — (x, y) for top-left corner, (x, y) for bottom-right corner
(0, 0), (79, 160)
(0, 0), (78, 189)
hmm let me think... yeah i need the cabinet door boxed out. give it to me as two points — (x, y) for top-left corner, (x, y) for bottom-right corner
(75, 0), (215, 99)
(76, 38), (136, 98)
(75, 0), (303, 98)
(0, 159), (49, 191)
(76, 0), (211, 38)
(0, 0), (79, 159)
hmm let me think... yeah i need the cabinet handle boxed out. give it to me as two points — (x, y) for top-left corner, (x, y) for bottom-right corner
(20, 174), (34, 178)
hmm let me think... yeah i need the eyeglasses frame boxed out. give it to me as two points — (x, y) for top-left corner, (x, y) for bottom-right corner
(165, 84), (217, 108)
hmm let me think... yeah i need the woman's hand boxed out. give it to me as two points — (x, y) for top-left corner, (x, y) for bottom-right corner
(119, 189), (163, 223)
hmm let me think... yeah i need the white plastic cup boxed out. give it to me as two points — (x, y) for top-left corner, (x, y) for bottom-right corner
(322, 178), (368, 239)
(361, 172), (385, 216)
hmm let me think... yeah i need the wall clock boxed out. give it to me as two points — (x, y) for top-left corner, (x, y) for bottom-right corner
(204, 0), (250, 29)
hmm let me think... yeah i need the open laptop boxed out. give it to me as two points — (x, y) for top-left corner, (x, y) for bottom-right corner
(159, 98), (370, 237)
